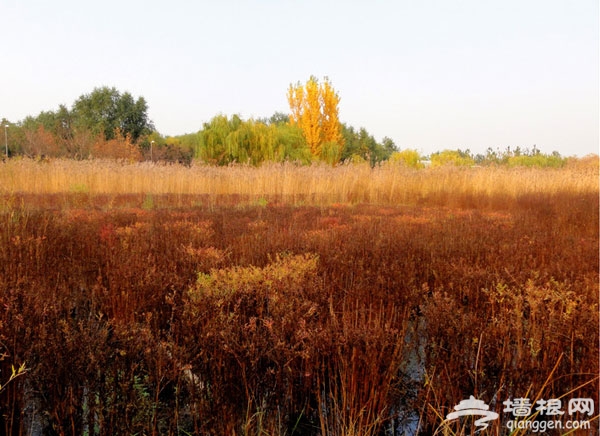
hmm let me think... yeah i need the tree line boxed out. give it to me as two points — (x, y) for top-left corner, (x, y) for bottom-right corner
(0, 79), (569, 167)
(1, 87), (152, 161)
(0, 78), (396, 166)
(391, 146), (568, 168)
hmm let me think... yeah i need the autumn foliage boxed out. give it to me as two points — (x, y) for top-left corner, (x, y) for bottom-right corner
(288, 76), (344, 163)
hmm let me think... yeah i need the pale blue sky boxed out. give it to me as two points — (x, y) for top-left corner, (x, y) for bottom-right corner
(1, 0), (598, 156)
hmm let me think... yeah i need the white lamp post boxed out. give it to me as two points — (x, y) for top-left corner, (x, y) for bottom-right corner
(150, 140), (155, 161)
(4, 124), (7, 158)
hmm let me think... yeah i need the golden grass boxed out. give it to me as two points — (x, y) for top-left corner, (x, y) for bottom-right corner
(0, 158), (597, 206)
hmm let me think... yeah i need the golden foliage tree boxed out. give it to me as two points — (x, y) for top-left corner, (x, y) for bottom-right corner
(287, 76), (343, 162)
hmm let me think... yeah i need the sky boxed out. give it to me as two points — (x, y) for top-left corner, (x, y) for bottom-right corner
(1, 0), (598, 157)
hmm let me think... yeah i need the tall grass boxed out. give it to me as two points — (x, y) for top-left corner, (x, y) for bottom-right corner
(0, 158), (597, 208)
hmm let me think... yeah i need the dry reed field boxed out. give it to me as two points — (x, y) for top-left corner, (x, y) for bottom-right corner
(0, 158), (598, 435)
(0, 158), (597, 207)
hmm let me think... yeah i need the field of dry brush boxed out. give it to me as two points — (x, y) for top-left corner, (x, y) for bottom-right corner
(0, 159), (597, 435)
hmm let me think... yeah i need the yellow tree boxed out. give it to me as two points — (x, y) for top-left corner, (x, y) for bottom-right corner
(287, 76), (343, 161)
(320, 78), (342, 145)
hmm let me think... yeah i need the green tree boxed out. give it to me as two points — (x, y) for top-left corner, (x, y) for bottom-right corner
(258, 112), (290, 126)
(381, 137), (397, 156)
(275, 122), (311, 164)
(507, 150), (566, 168)
(199, 114), (242, 164)
(198, 114), (311, 166)
(340, 124), (397, 166)
(389, 149), (424, 168)
(430, 149), (475, 167)
(72, 86), (153, 142)
(340, 125), (369, 162)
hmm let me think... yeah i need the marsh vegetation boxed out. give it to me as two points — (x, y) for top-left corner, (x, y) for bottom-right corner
(0, 159), (597, 435)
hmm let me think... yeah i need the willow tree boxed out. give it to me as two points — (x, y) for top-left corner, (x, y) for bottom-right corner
(287, 76), (343, 162)
(198, 114), (311, 165)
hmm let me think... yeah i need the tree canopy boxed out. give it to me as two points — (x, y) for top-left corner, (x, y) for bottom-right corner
(197, 114), (311, 166)
(9, 87), (153, 159)
(72, 86), (153, 142)
(287, 76), (344, 163)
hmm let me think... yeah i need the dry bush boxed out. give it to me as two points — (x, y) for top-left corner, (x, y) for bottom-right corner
(91, 132), (142, 161)
(22, 125), (61, 158)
